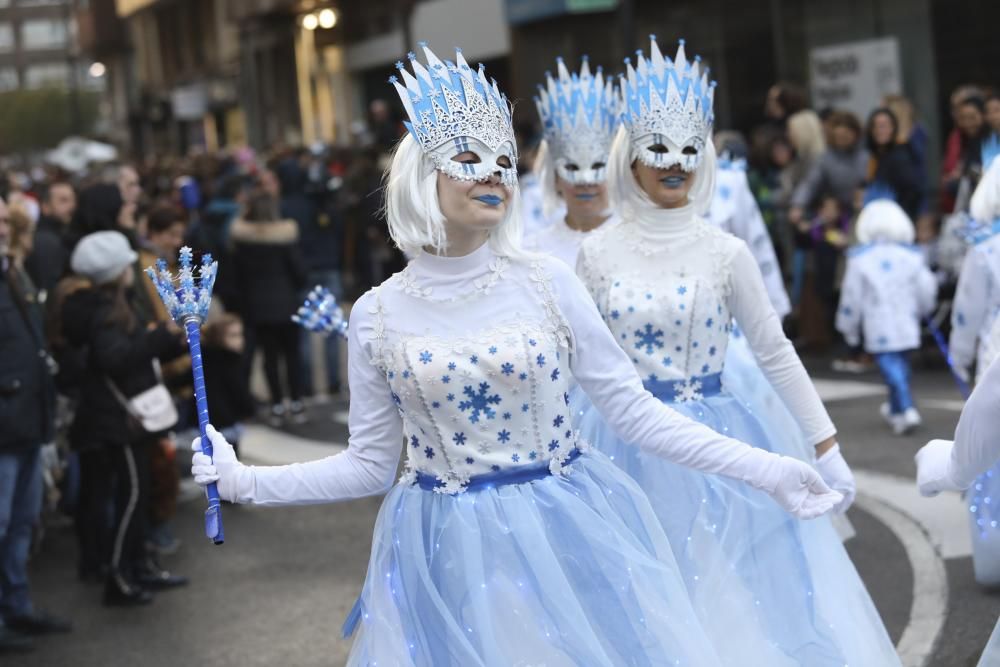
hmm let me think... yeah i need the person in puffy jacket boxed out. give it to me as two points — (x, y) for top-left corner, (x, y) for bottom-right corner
(61, 231), (187, 606)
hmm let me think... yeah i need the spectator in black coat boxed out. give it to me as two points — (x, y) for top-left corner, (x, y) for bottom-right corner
(0, 197), (70, 652)
(24, 181), (76, 300)
(865, 107), (927, 220)
(62, 231), (187, 607)
(201, 314), (256, 457)
(229, 180), (308, 425)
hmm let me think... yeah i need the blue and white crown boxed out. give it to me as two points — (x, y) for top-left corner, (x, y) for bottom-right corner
(535, 57), (618, 183)
(620, 36), (716, 170)
(390, 43), (516, 159)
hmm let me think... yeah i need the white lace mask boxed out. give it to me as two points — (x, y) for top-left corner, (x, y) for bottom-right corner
(630, 132), (706, 172)
(428, 136), (518, 188)
(554, 141), (609, 186)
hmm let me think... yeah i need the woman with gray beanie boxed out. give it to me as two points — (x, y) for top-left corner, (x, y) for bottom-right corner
(59, 231), (187, 606)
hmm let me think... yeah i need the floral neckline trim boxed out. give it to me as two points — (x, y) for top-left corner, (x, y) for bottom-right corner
(397, 256), (510, 301)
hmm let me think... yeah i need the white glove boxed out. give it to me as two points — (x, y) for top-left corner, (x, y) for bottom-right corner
(758, 456), (843, 520)
(191, 424), (254, 503)
(915, 439), (963, 497)
(815, 443), (856, 513)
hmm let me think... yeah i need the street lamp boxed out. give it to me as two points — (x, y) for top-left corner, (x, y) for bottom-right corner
(318, 8), (337, 28)
(88, 62), (106, 78)
(302, 13), (319, 30)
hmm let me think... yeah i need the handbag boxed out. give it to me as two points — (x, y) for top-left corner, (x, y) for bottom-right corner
(106, 359), (179, 434)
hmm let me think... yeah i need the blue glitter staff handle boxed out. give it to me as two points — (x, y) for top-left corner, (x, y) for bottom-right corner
(145, 247), (224, 545)
(187, 317), (225, 544)
(925, 316), (971, 399)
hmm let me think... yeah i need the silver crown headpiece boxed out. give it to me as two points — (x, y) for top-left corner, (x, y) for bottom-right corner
(620, 36), (716, 171)
(390, 43), (518, 186)
(535, 57), (619, 185)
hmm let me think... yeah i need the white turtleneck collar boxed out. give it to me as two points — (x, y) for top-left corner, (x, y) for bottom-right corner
(403, 241), (509, 300)
(624, 199), (699, 246)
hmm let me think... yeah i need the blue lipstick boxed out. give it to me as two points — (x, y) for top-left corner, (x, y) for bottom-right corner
(574, 193), (597, 201)
(474, 194), (503, 206)
(660, 175), (687, 188)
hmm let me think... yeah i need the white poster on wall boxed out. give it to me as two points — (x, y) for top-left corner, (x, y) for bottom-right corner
(809, 37), (902, 121)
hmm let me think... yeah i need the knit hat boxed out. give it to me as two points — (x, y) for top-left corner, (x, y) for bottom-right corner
(70, 230), (138, 285)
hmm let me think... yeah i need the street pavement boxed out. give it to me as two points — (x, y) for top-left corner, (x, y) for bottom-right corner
(19, 357), (1000, 666)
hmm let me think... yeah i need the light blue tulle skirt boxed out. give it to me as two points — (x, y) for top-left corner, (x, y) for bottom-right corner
(569, 334), (900, 667)
(346, 451), (737, 667)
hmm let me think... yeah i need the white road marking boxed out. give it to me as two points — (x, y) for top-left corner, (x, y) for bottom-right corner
(856, 492), (949, 667)
(812, 378), (886, 402)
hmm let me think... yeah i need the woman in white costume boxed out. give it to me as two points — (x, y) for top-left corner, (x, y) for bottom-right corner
(527, 57), (620, 266)
(189, 44), (839, 666)
(574, 36), (900, 666)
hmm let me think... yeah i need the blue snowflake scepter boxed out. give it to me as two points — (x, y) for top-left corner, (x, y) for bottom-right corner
(146, 247), (225, 545)
(924, 316), (971, 400)
(292, 286), (348, 338)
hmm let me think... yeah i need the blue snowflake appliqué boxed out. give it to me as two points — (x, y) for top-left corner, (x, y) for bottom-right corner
(529, 451), (538, 460)
(402, 370), (411, 379)
(419, 350), (433, 365)
(677, 285), (688, 295)
(519, 372), (528, 381)
(488, 346), (498, 355)
(446, 393), (456, 402)
(424, 447), (435, 459)
(498, 430), (511, 443)
(410, 435), (420, 448)
(453, 432), (467, 445)
(548, 439), (560, 452)
(709, 346), (717, 357)
(458, 382), (502, 423)
(465, 457), (475, 465)
(529, 339), (537, 347)
(563, 392), (570, 405)
(521, 403), (530, 413)
(536, 354), (546, 367)
(553, 415), (565, 428)
(550, 368), (560, 382)
(431, 401), (440, 408)
(470, 355), (479, 365)
(662, 356), (673, 367)
(501, 362), (515, 376)
(634, 324), (665, 355)
(705, 318), (714, 328)
(701, 364), (710, 374)
(502, 411), (512, 420)
(447, 362), (456, 371)
(512, 454), (520, 463)
(610, 309), (620, 320)
(441, 375), (451, 384)
(956, 312), (966, 326)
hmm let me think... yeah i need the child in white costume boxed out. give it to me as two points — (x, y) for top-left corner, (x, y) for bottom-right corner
(189, 44), (839, 666)
(574, 36), (898, 666)
(836, 199), (937, 435)
(526, 57), (620, 266)
(951, 155), (1000, 382)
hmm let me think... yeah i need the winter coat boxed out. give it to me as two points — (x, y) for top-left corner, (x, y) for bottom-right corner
(61, 287), (185, 449)
(24, 215), (71, 298)
(228, 218), (308, 325)
(201, 346), (256, 430)
(0, 260), (54, 452)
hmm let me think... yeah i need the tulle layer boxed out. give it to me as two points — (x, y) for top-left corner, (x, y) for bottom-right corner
(347, 452), (729, 667)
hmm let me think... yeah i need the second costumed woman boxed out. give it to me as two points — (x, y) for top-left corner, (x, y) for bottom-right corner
(573, 36), (901, 665)
(190, 44), (841, 665)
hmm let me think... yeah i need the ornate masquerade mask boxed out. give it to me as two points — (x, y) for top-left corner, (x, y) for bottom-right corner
(390, 43), (518, 187)
(620, 36), (715, 172)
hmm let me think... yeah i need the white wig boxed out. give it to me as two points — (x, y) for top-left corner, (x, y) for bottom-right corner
(535, 139), (562, 221)
(855, 199), (915, 245)
(384, 134), (526, 258)
(971, 158), (1000, 222)
(607, 125), (717, 217)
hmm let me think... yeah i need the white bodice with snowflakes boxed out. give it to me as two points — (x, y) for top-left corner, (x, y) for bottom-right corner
(578, 202), (836, 443)
(578, 208), (738, 387)
(364, 256), (579, 492)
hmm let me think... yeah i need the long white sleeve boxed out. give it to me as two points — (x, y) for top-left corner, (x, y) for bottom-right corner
(727, 244), (837, 444)
(554, 261), (785, 492)
(950, 249), (990, 372)
(950, 356), (1000, 488)
(836, 257), (864, 347)
(241, 293), (404, 506)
